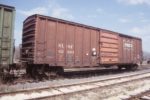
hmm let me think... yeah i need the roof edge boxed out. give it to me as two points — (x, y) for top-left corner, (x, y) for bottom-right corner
(0, 4), (15, 10)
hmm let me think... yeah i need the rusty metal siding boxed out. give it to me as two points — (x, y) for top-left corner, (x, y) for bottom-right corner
(35, 17), (46, 63)
(56, 22), (66, 65)
(83, 28), (91, 66)
(66, 24), (75, 66)
(119, 35), (142, 64)
(22, 14), (142, 67)
(74, 26), (83, 66)
(0, 4), (15, 67)
(100, 30), (119, 64)
(22, 16), (99, 67)
(45, 20), (56, 64)
(90, 29), (99, 65)
(135, 39), (142, 63)
(27, 15), (100, 67)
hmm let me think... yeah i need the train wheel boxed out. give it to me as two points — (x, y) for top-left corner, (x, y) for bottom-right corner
(31, 64), (49, 81)
(0, 69), (4, 83)
(37, 65), (48, 80)
(131, 64), (138, 71)
(125, 64), (138, 71)
(57, 67), (64, 75)
(0, 69), (2, 78)
(26, 64), (33, 78)
(0, 68), (14, 83)
(125, 66), (131, 70)
(147, 61), (150, 64)
(26, 64), (30, 76)
(117, 66), (123, 70)
(31, 65), (38, 80)
(46, 67), (64, 79)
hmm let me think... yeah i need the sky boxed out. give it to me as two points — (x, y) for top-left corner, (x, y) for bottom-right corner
(1, 0), (150, 52)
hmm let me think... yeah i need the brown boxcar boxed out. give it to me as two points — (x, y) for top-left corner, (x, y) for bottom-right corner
(21, 14), (142, 74)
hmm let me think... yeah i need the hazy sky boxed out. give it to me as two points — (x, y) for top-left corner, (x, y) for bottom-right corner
(1, 0), (150, 52)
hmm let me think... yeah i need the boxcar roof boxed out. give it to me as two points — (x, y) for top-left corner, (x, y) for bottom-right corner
(0, 4), (15, 10)
(24, 14), (141, 40)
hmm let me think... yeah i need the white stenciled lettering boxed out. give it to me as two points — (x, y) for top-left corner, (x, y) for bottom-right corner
(58, 43), (64, 48)
(124, 43), (133, 48)
(67, 44), (73, 49)
(67, 50), (74, 54)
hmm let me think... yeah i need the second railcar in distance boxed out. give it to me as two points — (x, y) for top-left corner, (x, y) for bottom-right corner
(0, 4), (15, 79)
(21, 14), (142, 75)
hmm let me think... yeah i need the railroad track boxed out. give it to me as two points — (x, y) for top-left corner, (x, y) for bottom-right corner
(0, 69), (150, 100)
(0, 67), (124, 85)
(0, 66), (149, 94)
(1, 64), (149, 85)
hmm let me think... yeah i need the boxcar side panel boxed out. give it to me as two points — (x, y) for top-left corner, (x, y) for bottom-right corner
(66, 24), (75, 66)
(74, 26), (83, 66)
(135, 39), (142, 63)
(83, 28), (91, 66)
(100, 30), (119, 64)
(34, 16), (100, 67)
(45, 20), (56, 65)
(90, 29), (99, 65)
(120, 36), (132, 63)
(119, 35), (142, 64)
(133, 39), (137, 62)
(56, 22), (66, 65)
(35, 17), (46, 63)
(0, 5), (15, 67)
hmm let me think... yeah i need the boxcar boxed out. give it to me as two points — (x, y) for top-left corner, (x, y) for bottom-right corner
(0, 4), (15, 70)
(21, 14), (142, 75)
